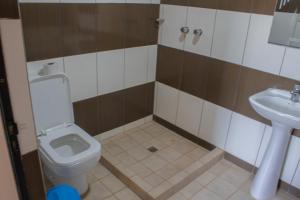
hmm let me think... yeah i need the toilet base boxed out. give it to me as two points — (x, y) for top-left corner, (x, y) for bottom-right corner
(45, 167), (89, 195)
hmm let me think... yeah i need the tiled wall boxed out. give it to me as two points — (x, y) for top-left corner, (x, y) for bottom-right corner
(21, 1), (158, 136)
(155, 1), (300, 190)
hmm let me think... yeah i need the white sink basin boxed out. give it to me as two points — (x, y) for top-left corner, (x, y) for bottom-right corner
(249, 88), (300, 129)
(249, 88), (298, 200)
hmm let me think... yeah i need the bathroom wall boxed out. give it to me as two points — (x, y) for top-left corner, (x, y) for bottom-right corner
(0, 16), (45, 200)
(20, 0), (159, 136)
(154, 0), (300, 192)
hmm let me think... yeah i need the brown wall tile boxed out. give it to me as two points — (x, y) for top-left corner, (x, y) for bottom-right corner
(125, 4), (159, 48)
(235, 68), (300, 125)
(22, 150), (45, 200)
(146, 82), (155, 115)
(61, 4), (97, 56)
(161, 0), (189, 6)
(205, 59), (241, 110)
(217, 0), (252, 13)
(0, 0), (19, 19)
(180, 52), (209, 99)
(157, 45), (183, 89)
(251, 0), (276, 15)
(73, 97), (99, 136)
(98, 91), (125, 133)
(21, 4), (63, 61)
(96, 4), (126, 51)
(124, 84), (148, 124)
(189, 0), (218, 9)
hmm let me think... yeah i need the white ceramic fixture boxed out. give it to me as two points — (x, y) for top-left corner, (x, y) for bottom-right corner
(249, 87), (300, 200)
(30, 73), (101, 195)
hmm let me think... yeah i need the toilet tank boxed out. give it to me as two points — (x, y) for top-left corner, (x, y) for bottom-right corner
(30, 74), (74, 134)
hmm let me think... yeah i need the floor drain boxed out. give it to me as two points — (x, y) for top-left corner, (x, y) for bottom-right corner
(147, 146), (158, 153)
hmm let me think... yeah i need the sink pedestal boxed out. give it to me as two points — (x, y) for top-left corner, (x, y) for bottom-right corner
(251, 122), (292, 200)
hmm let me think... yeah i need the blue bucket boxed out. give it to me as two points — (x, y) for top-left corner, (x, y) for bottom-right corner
(47, 184), (81, 200)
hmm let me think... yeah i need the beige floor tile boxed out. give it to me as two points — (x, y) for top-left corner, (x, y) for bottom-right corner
(104, 196), (118, 200)
(156, 164), (180, 180)
(206, 177), (238, 199)
(85, 181), (112, 200)
(228, 191), (255, 200)
(144, 173), (165, 187)
(114, 136), (139, 151)
(158, 147), (182, 162)
(160, 132), (179, 146)
(194, 171), (216, 186)
(187, 147), (209, 161)
(114, 188), (141, 200)
(172, 155), (194, 170)
(180, 180), (203, 199)
(142, 155), (168, 171)
(191, 188), (222, 200)
(168, 192), (188, 200)
(220, 166), (251, 187)
(91, 163), (111, 179)
(149, 181), (172, 198)
(143, 124), (167, 138)
(184, 161), (203, 174)
(115, 163), (136, 177)
(128, 163), (152, 178)
(129, 130), (153, 144)
(168, 170), (189, 185)
(131, 176), (153, 192)
(127, 146), (152, 161)
(170, 139), (197, 155)
(103, 142), (124, 156)
(115, 152), (137, 166)
(87, 172), (99, 184)
(100, 174), (126, 193)
(142, 138), (168, 150)
(208, 159), (232, 175)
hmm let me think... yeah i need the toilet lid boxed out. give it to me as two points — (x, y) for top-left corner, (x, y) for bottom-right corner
(30, 74), (74, 134)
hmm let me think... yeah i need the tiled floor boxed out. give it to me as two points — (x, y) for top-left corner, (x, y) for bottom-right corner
(85, 121), (300, 200)
(98, 121), (222, 198)
(85, 160), (299, 200)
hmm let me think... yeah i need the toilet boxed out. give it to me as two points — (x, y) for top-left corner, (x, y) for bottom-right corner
(29, 73), (101, 195)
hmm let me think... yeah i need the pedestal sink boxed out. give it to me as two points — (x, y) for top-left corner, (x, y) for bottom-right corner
(249, 88), (300, 200)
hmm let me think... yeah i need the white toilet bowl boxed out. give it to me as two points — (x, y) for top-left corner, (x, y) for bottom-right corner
(30, 74), (101, 194)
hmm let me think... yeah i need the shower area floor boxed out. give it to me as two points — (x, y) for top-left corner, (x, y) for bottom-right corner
(97, 120), (223, 200)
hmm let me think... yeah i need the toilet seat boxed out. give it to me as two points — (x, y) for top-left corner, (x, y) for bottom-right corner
(39, 124), (101, 168)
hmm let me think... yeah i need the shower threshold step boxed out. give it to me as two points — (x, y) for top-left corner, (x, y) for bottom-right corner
(98, 121), (223, 200)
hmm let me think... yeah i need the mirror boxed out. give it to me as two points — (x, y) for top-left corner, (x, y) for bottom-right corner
(269, 0), (300, 48)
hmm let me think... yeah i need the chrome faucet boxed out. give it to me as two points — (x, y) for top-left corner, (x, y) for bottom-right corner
(290, 84), (300, 102)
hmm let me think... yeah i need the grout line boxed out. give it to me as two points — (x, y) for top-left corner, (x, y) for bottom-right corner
(253, 125), (268, 171)
(241, 13), (252, 66)
(278, 47), (287, 76)
(223, 111), (234, 151)
(209, 9), (218, 57)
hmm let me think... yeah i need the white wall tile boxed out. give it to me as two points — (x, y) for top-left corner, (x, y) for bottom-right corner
(280, 47), (300, 81)
(155, 82), (179, 124)
(255, 125), (272, 167)
(184, 7), (216, 57)
(125, 46), (148, 88)
(96, 0), (125, 3)
(19, 0), (60, 2)
(281, 136), (300, 183)
(176, 91), (203, 136)
(97, 49), (124, 95)
(243, 14), (285, 75)
(27, 57), (64, 78)
(225, 113), (265, 164)
(291, 159), (300, 189)
(147, 45), (157, 82)
(126, 0), (151, 3)
(159, 4), (188, 50)
(61, 0), (95, 2)
(151, 0), (160, 4)
(211, 10), (250, 65)
(64, 53), (97, 102)
(198, 101), (232, 149)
